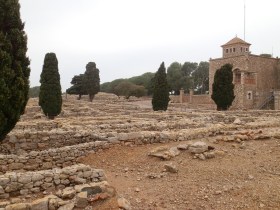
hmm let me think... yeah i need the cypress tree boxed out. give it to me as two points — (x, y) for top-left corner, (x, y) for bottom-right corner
(0, 0), (30, 141)
(39, 53), (62, 119)
(152, 62), (170, 111)
(211, 63), (235, 110)
(84, 62), (100, 102)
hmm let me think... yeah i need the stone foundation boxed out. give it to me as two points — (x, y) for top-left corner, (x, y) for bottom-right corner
(0, 164), (105, 199)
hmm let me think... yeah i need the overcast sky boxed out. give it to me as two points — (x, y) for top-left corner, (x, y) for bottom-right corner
(19, 0), (280, 91)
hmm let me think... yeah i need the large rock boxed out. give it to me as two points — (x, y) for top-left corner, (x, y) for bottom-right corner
(30, 197), (49, 210)
(188, 141), (208, 154)
(118, 197), (131, 210)
(164, 163), (178, 173)
(9, 163), (25, 170)
(18, 175), (32, 184)
(75, 192), (88, 208)
(61, 187), (76, 199)
(148, 146), (180, 160)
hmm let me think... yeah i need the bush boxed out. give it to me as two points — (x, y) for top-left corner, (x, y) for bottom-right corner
(113, 81), (147, 99)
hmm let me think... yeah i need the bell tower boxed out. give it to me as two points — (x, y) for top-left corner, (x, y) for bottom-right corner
(221, 36), (251, 58)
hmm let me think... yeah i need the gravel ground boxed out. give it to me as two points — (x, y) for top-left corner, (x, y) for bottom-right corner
(81, 136), (280, 210)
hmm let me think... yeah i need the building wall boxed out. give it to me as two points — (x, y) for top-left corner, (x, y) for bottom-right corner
(222, 43), (250, 58)
(209, 54), (280, 109)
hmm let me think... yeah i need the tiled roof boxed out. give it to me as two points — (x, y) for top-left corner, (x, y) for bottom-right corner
(221, 37), (251, 47)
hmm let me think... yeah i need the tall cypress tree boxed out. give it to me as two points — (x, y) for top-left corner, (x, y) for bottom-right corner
(211, 63), (235, 110)
(39, 53), (62, 119)
(0, 0), (30, 141)
(152, 62), (170, 111)
(84, 62), (100, 102)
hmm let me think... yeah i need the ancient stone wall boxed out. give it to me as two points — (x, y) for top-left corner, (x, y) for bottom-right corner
(0, 164), (105, 199)
(0, 141), (108, 174)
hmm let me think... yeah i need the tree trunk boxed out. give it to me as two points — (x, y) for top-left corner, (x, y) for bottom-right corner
(48, 115), (55, 120)
(89, 94), (94, 102)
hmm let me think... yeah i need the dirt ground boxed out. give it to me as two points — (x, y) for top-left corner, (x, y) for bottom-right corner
(81, 136), (280, 210)
(3, 97), (280, 210)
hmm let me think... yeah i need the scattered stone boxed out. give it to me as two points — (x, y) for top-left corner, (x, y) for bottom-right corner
(253, 134), (270, 140)
(135, 187), (140, 192)
(259, 203), (265, 208)
(189, 142), (208, 154)
(118, 197), (131, 210)
(148, 145), (181, 160)
(233, 118), (242, 125)
(204, 152), (215, 159)
(195, 153), (206, 160)
(164, 163), (178, 173)
(177, 144), (189, 150)
(214, 190), (222, 195)
(248, 175), (254, 180)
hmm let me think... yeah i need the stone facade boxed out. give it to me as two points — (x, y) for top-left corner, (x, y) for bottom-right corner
(209, 37), (280, 109)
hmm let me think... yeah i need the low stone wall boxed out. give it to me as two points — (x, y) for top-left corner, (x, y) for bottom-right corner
(0, 164), (105, 199)
(170, 94), (214, 105)
(191, 94), (213, 104)
(0, 124), (257, 174)
(0, 141), (109, 174)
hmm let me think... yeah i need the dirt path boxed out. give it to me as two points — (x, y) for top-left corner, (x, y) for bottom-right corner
(81, 138), (280, 210)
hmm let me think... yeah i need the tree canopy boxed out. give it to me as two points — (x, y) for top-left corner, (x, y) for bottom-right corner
(211, 63), (235, 110)
(0, 0), (30, 140)
(100, 72), (154, 96)
(66, 74), (86, 99)
(166, 61), (209, 95)
(192, 61), (209, 94)
(113, 81), (147, 99)
(29, 86), (40, 98)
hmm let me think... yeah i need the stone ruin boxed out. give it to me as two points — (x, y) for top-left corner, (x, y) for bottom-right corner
(1, 92), (280, 209)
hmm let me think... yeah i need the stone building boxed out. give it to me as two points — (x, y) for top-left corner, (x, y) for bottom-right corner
(209, 36), (280, 109)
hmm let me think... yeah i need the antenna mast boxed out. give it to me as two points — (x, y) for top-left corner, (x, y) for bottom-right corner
(244, 0), (246, 40)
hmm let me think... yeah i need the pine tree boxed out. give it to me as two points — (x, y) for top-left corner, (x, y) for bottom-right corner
(0, 0), (30, 141)
(152, 62), (170, 111)
(66, 74), (86, 100)
(84, 62), (100, 102)
(39, 53), (62, 119)
(211, 63), (235, 110)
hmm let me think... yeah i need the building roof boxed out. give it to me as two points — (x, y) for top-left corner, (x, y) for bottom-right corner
(221, 37), (251, 47)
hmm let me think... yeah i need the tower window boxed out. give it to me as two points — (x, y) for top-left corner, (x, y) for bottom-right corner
(226, 49), (228, 53)
(241, 47), (243, 52)
(245, 48), (248, 52)
(233, 48), (235, 52)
